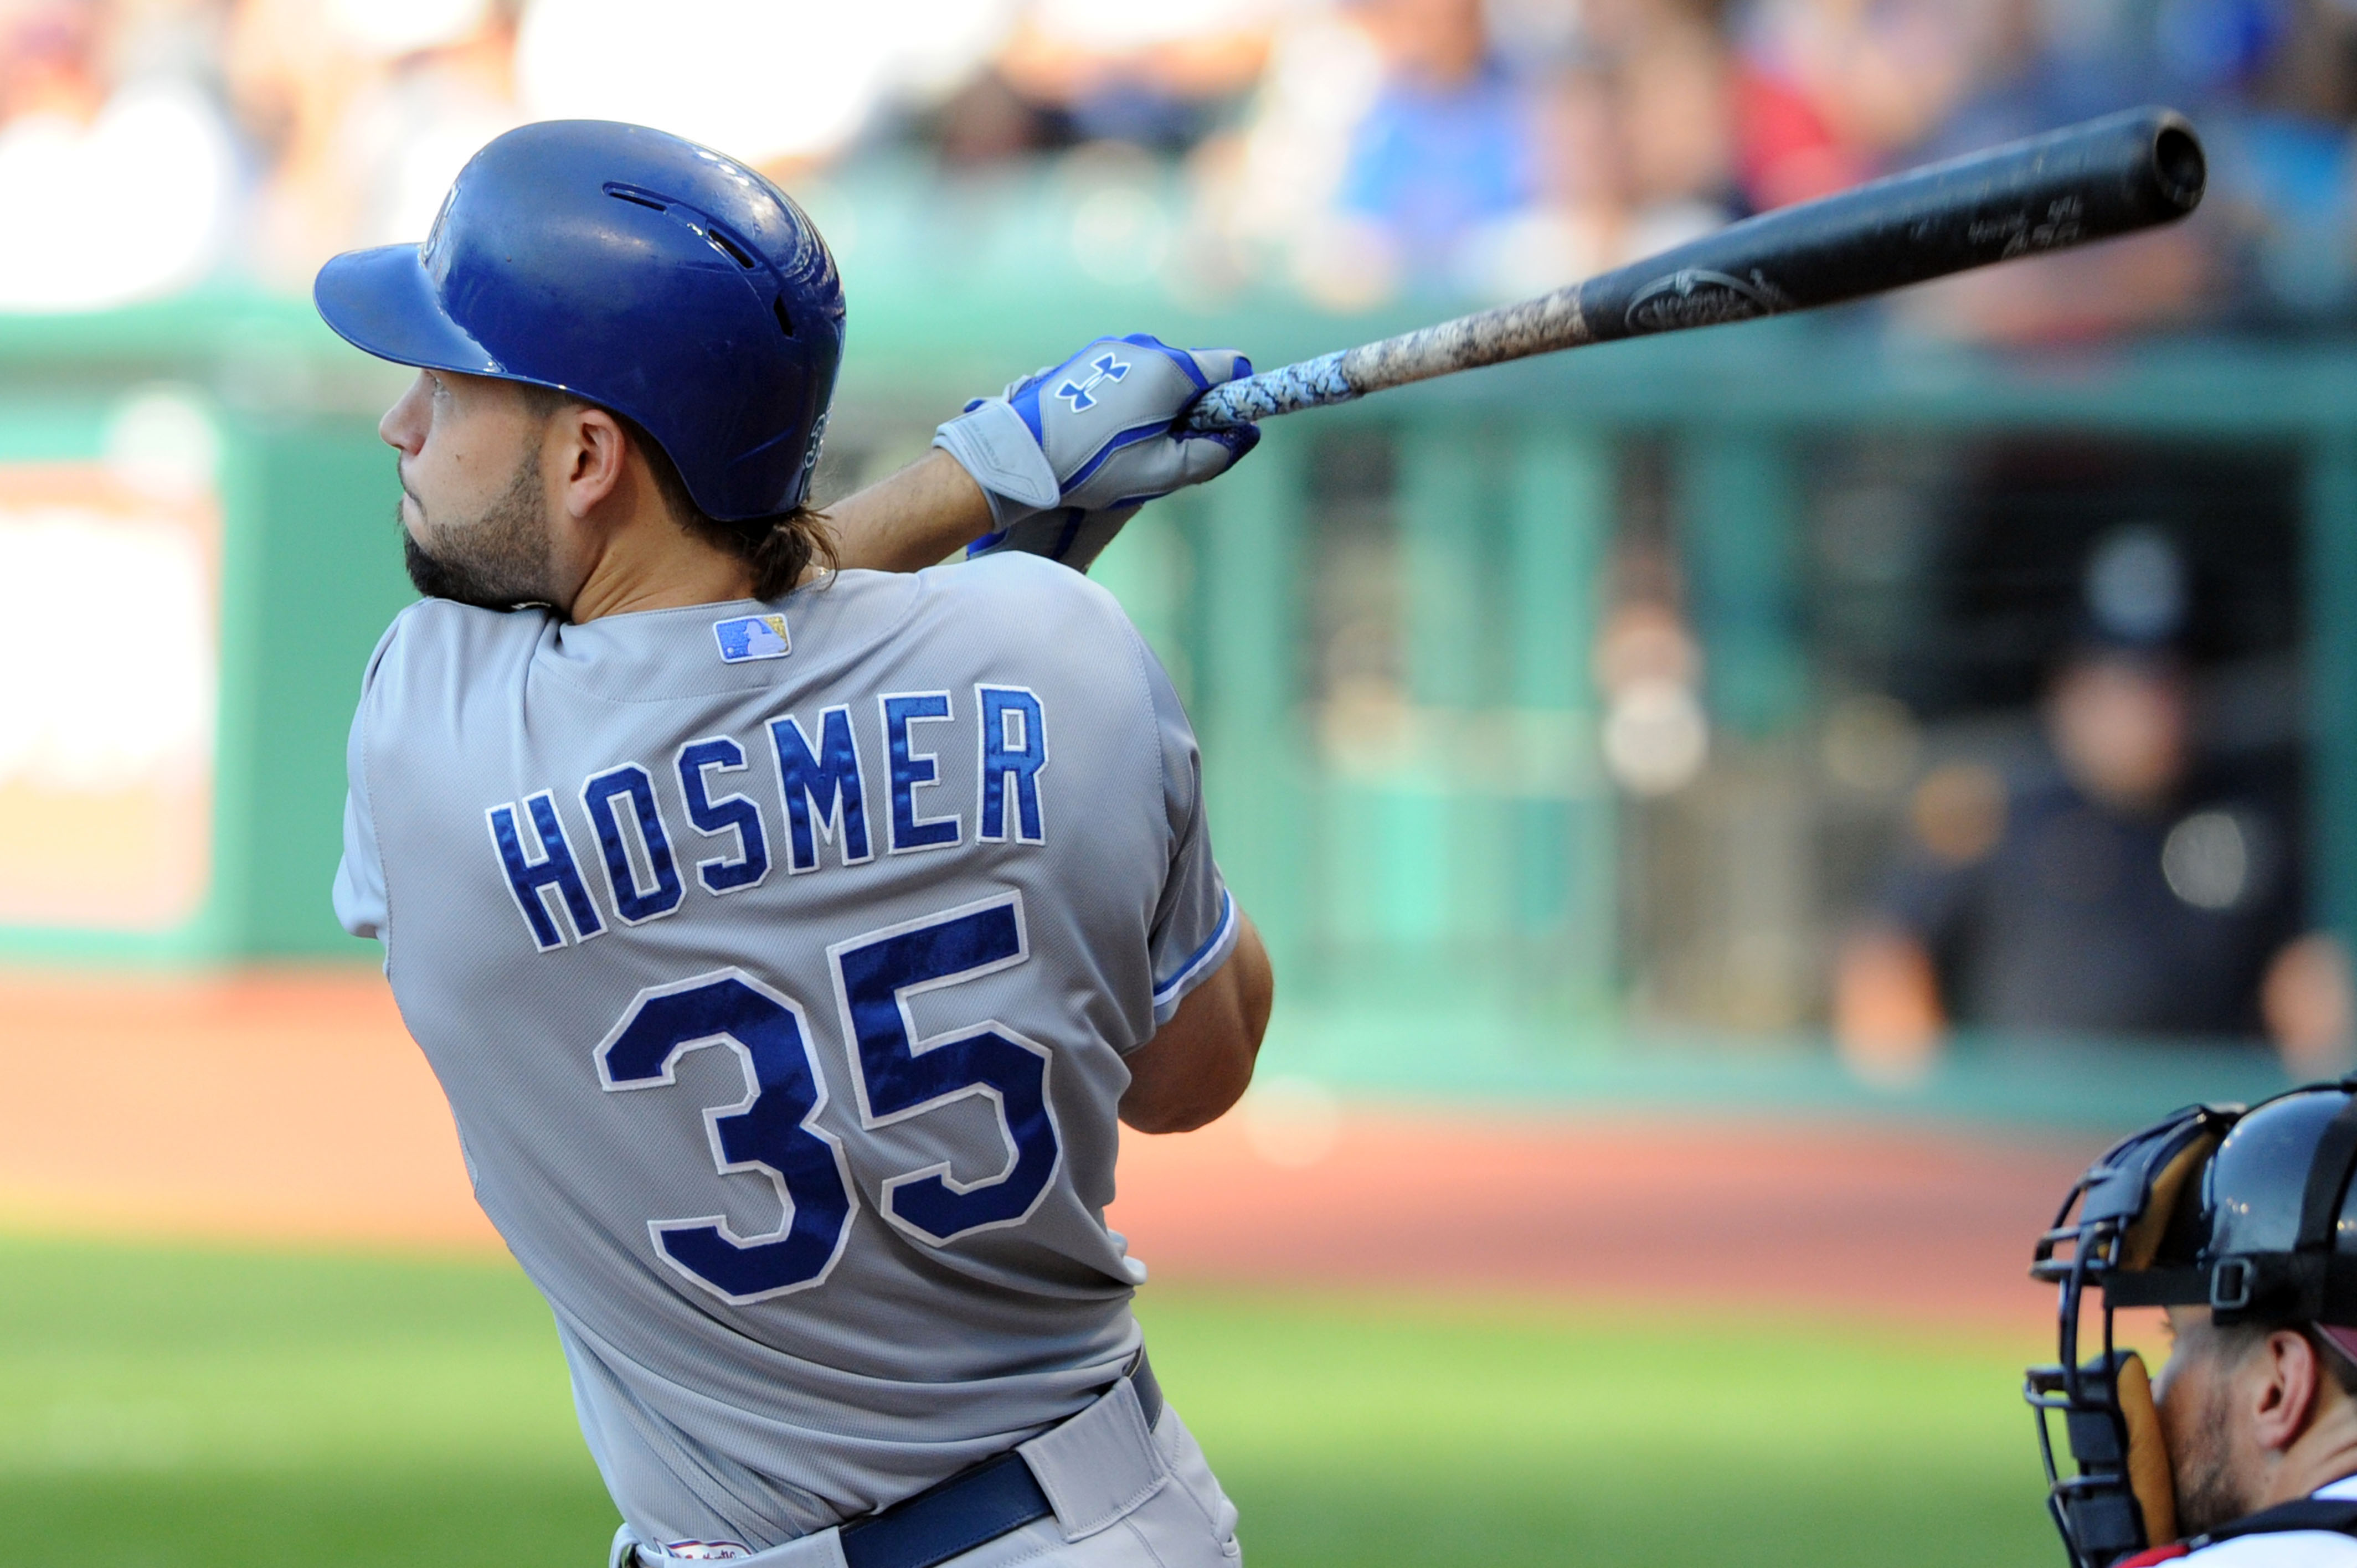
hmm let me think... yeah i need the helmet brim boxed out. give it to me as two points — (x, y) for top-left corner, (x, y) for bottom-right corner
(314, 244), (504, 378)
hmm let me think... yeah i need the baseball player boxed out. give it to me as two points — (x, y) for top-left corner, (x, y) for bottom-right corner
(2030, 1088), (2357, 1567)
(317, 120), (1273, 1568)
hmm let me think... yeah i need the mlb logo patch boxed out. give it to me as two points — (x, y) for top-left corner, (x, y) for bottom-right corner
(713, 613), (790, 663)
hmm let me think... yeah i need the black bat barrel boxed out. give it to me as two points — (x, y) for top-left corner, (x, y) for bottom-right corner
(1577, 106), (2205, 342)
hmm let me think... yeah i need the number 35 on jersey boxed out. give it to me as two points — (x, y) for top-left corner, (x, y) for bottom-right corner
(593, 891), (1062, 1306)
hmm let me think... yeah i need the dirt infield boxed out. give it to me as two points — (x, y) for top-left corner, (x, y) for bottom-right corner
(0, 967), (2086, 1329)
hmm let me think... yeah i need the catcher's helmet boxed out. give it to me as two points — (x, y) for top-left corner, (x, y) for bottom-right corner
(313, 120), (845, 520)
(2028, 1082), (2357, 1568)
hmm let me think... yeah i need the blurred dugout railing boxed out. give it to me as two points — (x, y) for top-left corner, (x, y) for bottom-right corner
(1, 168), (2347, 1122)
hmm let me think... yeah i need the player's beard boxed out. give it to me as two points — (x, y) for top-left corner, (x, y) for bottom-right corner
(401, 451), (554, 610)
(2169, 1368), (2250, 1538)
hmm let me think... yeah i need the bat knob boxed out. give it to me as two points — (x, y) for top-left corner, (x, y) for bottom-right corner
(2151, 116), (2205, 215)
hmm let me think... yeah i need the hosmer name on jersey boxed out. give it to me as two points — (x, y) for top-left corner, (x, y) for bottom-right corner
(485, 686), (1049, 952)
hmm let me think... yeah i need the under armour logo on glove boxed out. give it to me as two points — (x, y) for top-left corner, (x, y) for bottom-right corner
(1054, 352), (1129, 412)
(932, 333), (1259, 574)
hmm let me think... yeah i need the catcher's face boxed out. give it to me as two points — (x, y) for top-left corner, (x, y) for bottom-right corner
(379, 368), (559, 610)
(2155, 1307), (2263, 1536)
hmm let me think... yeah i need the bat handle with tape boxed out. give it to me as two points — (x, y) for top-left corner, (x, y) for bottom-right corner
(1187, 105), (2204, 432)
(1189, 349), (1357, 427)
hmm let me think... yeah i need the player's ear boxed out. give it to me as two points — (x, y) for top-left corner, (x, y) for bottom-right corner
(555, 403), (630, 519)
(2251, 1329), (2322, 1452)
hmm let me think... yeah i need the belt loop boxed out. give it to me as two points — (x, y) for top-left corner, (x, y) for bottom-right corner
(1018, 1374), (1169, 1540)
(1125, 1347), (1164, 1429)
(776, 1349), (1172, 1568)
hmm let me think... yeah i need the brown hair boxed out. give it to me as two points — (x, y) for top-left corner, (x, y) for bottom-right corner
(521, 384), (836, 599)
(2209, 1319), (2357, 1400)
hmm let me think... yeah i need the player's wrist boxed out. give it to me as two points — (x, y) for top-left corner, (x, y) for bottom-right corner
(825, 448), (1000, 574)
(932, 400), (1056, 531)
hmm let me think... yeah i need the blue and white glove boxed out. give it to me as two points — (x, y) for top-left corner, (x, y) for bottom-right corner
(933, 333), (1260, 572)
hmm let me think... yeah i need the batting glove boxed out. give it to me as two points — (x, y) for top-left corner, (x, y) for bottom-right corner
(933, 334), (1260, 572)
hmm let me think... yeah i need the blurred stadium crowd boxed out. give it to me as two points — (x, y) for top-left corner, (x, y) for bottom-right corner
(1, 0), (2350, 327)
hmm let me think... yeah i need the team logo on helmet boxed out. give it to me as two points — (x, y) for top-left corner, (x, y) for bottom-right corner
(799, 408), (830, 491)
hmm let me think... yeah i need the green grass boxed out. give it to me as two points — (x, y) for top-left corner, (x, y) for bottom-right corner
(0, 1235), (2060, 1566)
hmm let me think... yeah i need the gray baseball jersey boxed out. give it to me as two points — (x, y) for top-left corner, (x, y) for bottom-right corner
(331, 554), (1236, 1554)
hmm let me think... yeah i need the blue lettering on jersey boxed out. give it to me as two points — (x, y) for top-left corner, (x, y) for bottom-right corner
(977, 687), (1048, 844)
(497, 694), (1054, 952)
(881, 692), (960, 854)
(596, 969), (856, 1303)
(768, 706), (872, 873)
(487, 791), (606, 950)
(581, 764), (686, 925)
(828, 891), (1060, 1244)
(676, 736), (771, 895)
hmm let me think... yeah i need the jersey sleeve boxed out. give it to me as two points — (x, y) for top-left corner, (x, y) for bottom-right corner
(330, 620), (399, 943)
(1138, 633), (1237, 1029)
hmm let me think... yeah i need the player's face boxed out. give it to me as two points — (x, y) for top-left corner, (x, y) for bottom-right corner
(380, 369), (557, 609)
(2155, 1307), (2259, 1535)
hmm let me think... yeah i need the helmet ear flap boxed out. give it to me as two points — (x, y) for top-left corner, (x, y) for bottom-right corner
(2117, 1351), (2178, 1548)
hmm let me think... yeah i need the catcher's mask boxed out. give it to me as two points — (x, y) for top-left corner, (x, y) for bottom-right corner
(2028, 1082), (2357, 1568)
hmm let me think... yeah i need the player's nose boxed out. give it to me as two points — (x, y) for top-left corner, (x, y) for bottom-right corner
(379, 374), (431, 457)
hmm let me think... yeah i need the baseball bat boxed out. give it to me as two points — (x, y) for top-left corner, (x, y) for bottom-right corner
(1185, 105), (2204, 430)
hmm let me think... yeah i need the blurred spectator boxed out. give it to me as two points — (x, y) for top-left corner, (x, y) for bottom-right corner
(1214, 0), (1533, 305)
(333, 2), (520, 247)
(2197, 0), (2357, 321)
(1471, 0), (1736, 296)
(995, 0), (1270, 152)
(226, 0), (522, 288)
(513, 1), (1011, 178)
(231, 0), (1030, 282)
(1214, 0), (1737, 306)
(1731, 0), (1980, 210)
(1834, 529), (2353, 1077)
(1886, 0), (2212, 337)
(1334, 0), (1535, 280)
(0, 0), (236, 311)
(1898, 0), (2357, 335)
(914, 1), (1277, 183)
(929, 66), (1075, 166)
(1208, 3), (1390, 304)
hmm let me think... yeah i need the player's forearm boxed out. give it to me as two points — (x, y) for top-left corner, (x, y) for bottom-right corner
(819, 450), (994, 574)
(1120, 915), (1273, 1136)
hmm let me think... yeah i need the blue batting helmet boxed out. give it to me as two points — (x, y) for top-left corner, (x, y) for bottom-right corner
(313, 120), (846, 521)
